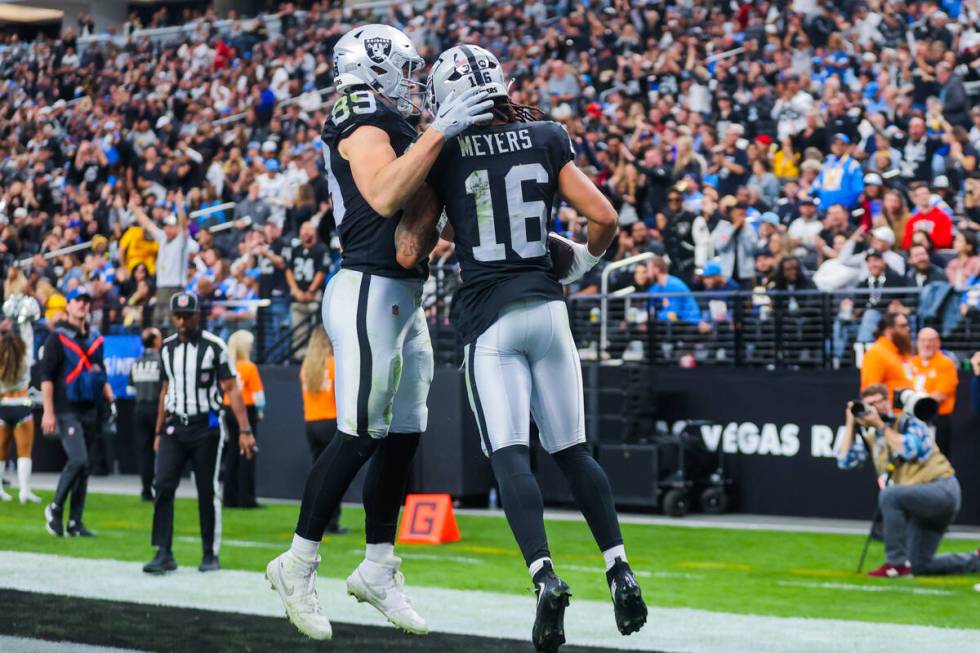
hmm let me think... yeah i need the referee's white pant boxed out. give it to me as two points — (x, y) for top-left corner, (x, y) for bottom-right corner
(322, 268), (433, 438)
(463, 298), (586, 456)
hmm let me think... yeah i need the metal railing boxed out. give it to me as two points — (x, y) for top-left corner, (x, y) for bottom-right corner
(599, 253), (655, 361)
(570, 286), (978, 369)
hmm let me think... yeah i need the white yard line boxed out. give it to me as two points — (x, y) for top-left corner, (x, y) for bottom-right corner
(23, 474), (980, 540)
(776, 580), (956, 596)
(0, 552), (977, 653)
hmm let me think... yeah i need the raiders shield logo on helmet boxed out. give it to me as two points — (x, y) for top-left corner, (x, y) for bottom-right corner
(364, 37), (392, 64)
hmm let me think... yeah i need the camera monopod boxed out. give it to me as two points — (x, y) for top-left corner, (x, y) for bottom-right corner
(854, 426), (888, 574)
(856, 506), (881, 574)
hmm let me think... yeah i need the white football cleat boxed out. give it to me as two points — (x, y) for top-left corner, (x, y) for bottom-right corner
(0, 486), (12, 502)
(265, 552), (333, 640)
(347, 555), (428, 634)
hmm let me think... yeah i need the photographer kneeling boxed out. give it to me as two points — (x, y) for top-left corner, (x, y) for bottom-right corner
(837, 384), (980, 578)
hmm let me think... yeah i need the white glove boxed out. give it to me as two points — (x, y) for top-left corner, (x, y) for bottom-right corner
(551, 233), (603, 285)
(430, 86), (495, 140)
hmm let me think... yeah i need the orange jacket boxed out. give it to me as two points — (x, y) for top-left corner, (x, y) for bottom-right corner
(860, 337), (912, 401)
(910, 353), (958, 415)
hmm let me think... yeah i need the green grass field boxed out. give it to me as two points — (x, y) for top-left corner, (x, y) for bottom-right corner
(2, 491), (978, 630)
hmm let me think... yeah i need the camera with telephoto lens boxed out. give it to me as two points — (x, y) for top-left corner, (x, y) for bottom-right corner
(849, 400), (870, 418)
(893, 388), (939, 422)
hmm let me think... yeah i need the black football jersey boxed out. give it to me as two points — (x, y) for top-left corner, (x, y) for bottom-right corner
(321, 90), (427, 280)
(427, 120), (574, 344)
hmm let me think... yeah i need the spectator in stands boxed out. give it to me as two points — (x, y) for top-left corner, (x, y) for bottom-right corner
(134, 194), (198, 328)
(284, 222), (327, 361)
(300, 327), (345, 534)
(937, 62), (970, 129)
(894, 117), (943, 186)
(648, 256), (702, 327)
(712, 203), (758, 289)
(837, 383), (979, 578)
(904, 182), (954, 250)
(905, 244), (947, 288)
(946, 232), (980, 288)
(814, 134), (864, 210)
(223, 330), (264, 509)
(787, 197), (823, 253)
(910, 328), (958, 457)
(860, 312), (913, 399)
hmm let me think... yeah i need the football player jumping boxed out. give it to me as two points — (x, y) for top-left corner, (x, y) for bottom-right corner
(266, 25), (493, 640)
(396, 45), (648, 652)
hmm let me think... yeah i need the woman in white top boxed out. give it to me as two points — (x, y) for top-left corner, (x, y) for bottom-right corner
(0, 270), (42, 503)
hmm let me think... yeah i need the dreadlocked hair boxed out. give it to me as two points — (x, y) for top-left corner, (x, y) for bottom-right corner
(0, 329), (25, 387)
(491, 96), (545, 124)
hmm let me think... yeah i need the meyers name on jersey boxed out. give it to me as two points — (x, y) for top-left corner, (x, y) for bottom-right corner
(457, 129), (534, 158)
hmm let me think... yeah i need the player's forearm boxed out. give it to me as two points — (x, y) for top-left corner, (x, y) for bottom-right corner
(395, 184), (444, 268)
(586, 217), (617, 257)
(366, 129), (445, 218)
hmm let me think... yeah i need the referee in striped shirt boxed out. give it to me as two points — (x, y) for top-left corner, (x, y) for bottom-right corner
(143, 292), (256, 575)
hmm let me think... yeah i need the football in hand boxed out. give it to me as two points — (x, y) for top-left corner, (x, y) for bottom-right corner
(547, 233), (576, 280)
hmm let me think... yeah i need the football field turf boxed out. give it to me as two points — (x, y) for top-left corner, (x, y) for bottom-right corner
(1, 491), (978, 633)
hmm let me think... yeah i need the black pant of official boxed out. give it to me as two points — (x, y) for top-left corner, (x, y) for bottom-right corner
(223, 406), (259, 508)
(152, 420), (222, 556)
(134, 403), (158, 498)
(305, 419), (341, 530)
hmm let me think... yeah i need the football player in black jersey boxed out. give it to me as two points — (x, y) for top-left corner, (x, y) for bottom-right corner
(396, 45), (648, 652)
(266, 25), (494, 641)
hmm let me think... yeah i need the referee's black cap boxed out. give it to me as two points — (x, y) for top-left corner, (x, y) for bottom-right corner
(170, 291), (199, 315)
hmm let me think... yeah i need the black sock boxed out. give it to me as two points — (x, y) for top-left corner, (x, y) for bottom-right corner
(295, 431), (378, 541)
(490, 445), (550, 566)
(363, 432), (421, 544)
(551, 443), (623, 552)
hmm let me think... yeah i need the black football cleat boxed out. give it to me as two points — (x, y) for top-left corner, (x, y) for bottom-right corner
(199, 553), (221, 572)
(606, 558), (647, 635)
(44, 503), (64, 537)
(66, 520), (96, 537)
(531, 562), (571, 652)
(143, 548), (178, 574)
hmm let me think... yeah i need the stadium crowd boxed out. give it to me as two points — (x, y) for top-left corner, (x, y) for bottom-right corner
(2, 0), (980, 363)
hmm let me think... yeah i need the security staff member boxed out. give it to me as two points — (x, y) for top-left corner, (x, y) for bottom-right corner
(128, 327), (163, 502)
(40, 286), (115, 538)
(143, 292), (255, 574)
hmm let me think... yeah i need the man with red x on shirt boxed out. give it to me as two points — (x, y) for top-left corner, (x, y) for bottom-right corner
(39, 285), (116, 538)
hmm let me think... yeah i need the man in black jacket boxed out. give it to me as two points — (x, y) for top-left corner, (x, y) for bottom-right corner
(40, 286), (115, 538)
(904, 244), (946, 289)
(127, 327), (163, 501)
(937, 62), (970, 129)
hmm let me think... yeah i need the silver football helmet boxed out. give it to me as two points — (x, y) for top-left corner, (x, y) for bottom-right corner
(332, 24), (425, 117)
(426, 45), (508, 116)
